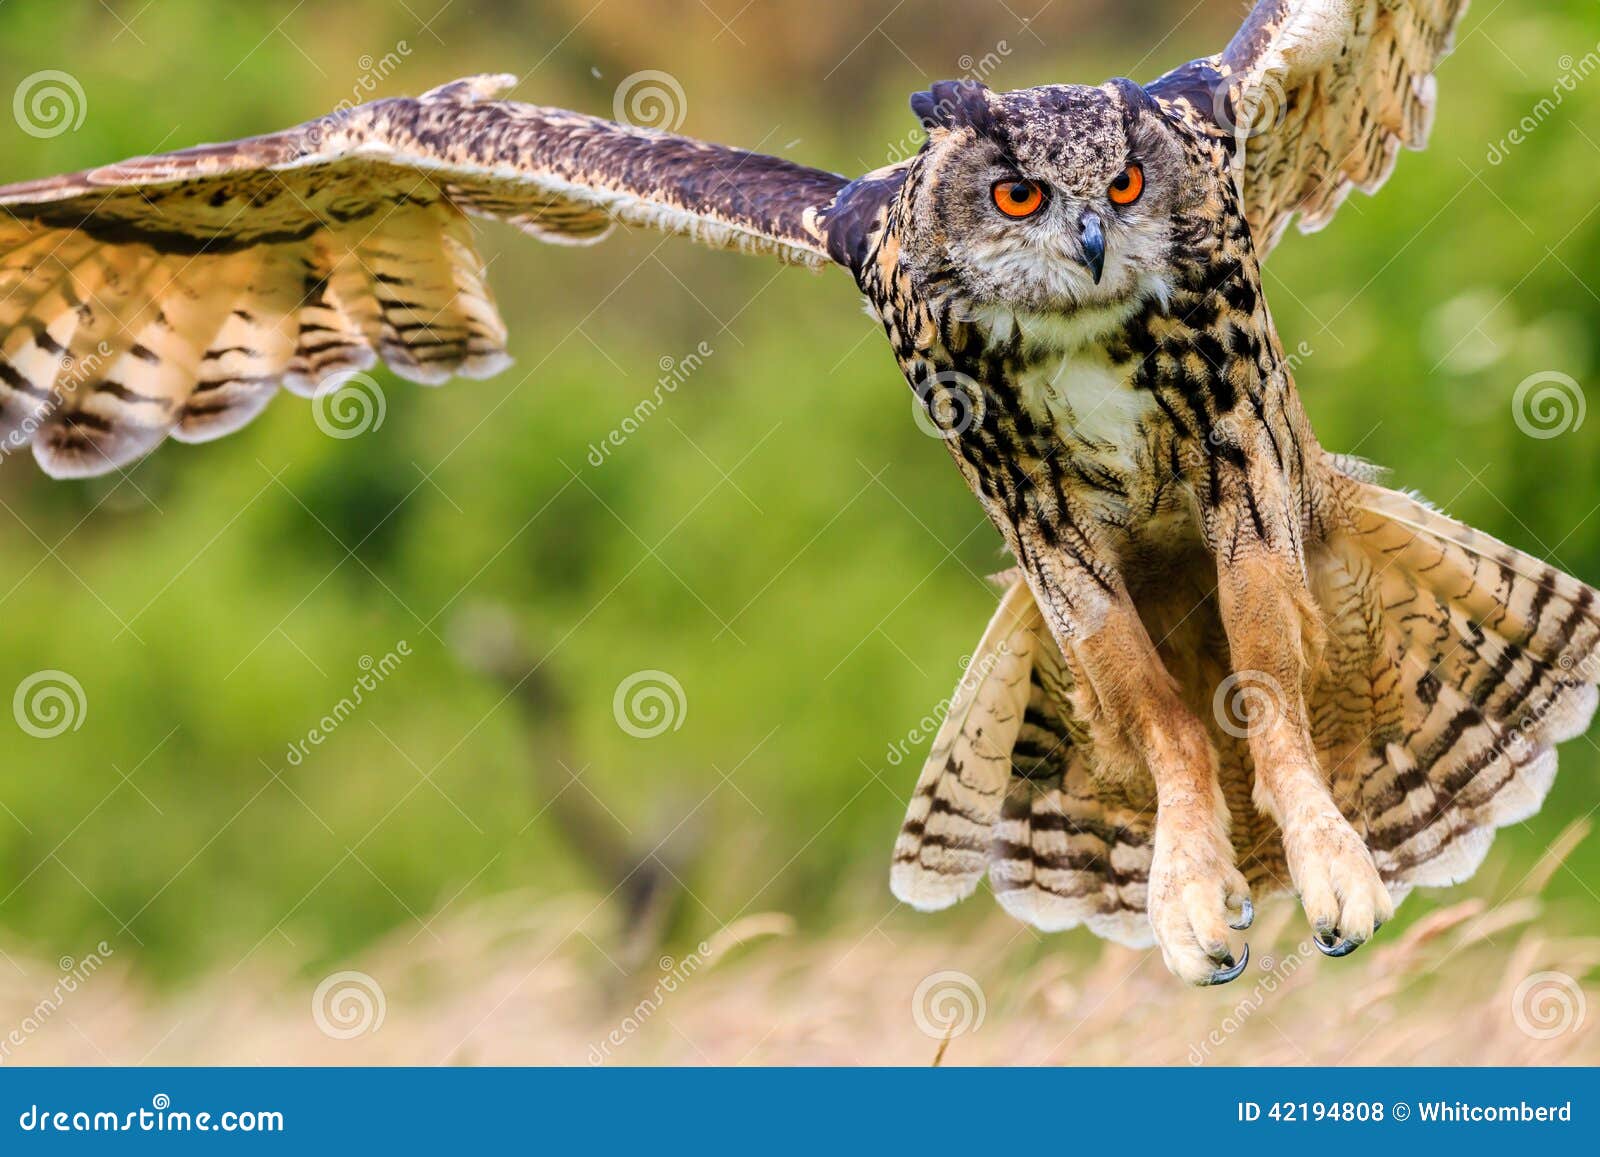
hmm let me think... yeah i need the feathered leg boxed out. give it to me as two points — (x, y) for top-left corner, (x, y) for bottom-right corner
(1208, 453), (1395, 957)
(1022, 537), (1251, 985)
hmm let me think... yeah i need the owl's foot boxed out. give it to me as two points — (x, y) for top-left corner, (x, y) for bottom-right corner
(1148, 816), (1252, 986)
(1283, 807), (1393, 957)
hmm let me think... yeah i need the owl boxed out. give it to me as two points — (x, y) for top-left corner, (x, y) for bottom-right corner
(2, 0), (1594, 987)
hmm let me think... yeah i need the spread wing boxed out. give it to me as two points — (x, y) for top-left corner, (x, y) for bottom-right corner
(1147, 0), (1469, 256)
(0, 74), (847, 478)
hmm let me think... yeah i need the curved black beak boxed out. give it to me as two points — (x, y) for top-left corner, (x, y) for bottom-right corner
(1078, 210), (1105, 284)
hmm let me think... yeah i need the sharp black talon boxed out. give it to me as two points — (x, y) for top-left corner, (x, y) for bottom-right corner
(1313, 934), (1360, 958)
(1229, 896), (1254, 931)
(1202, 943), (1249, 986)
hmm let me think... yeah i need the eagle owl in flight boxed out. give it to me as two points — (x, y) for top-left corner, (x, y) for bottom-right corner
(2, 0), (1593, 987)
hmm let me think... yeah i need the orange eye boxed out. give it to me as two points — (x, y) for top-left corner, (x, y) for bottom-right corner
(991, 178), (1046, 219)
(1108, 163), (1144, 206)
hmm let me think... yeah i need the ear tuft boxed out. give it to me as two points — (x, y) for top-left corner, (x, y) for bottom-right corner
(1105, 77), (1165, 137)
(910, 80), (994, 134)
(1106, 77), (1161, 115)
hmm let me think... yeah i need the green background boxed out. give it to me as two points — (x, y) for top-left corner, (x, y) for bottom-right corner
(0, 0), (1596, 982)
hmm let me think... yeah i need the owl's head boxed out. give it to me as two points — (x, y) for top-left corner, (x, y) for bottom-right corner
(899, 79), (1211, 323)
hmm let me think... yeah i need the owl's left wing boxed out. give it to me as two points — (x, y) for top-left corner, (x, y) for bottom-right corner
(0, 75), (847, 478)
(1146, 0), (1469, 257)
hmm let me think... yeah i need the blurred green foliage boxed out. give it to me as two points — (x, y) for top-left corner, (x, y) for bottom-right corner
(0, 0), (1596, 982)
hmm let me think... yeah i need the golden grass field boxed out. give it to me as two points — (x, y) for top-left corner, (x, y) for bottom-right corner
(5, 823), (1596, 1067)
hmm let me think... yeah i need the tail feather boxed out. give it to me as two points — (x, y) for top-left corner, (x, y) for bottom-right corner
(889, 579), (1037, 911)
(1354, 487), (1600, 664)
(890, 472), (1600, 942)
(1333, 479), (1600, 890)
(892, 579), (1157, 944)
(989, 674), (1155, 946)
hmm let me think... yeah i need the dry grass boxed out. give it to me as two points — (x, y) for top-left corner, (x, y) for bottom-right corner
(3, 825), (1597, 1066)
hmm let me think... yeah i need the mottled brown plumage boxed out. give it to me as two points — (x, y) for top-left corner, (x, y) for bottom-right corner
(863, 0), (1594, 986)
(2, 0), (1587, 987)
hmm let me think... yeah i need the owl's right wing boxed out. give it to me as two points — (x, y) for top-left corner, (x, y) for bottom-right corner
(1146, 0), (1469, 258)
(0, 74), (848, 478)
